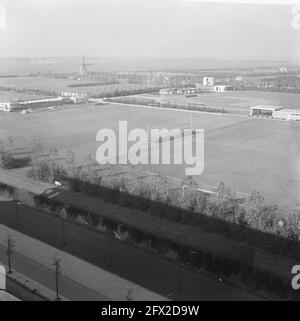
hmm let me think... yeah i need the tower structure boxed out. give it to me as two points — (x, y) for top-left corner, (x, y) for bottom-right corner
(79, 55), (90, 80)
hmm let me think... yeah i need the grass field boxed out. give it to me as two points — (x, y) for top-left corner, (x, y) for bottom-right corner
(139, 91), (300, 115)
(0, 90), (51, 102)
(0, 103), (299, 212)
(0, 76), (158, 97)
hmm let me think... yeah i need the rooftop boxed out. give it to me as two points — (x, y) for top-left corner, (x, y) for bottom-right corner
(251, 105), (283, 111)
(276, 109), (300, 114)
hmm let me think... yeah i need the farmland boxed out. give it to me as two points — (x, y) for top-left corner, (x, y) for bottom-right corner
(0, 76), (160, 97)
(0, 103), (299, 212)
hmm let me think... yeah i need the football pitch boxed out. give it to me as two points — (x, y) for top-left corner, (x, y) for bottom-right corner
(0, 103), (299, 212)
(140, 91), (300, 115)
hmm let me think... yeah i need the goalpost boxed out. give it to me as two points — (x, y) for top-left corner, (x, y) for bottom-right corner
(182, 184), (217, 198)
(182, 184), (250, 201)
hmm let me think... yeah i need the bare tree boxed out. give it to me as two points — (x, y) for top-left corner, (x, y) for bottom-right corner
(126, 289), (133, 301)
(52, 256), (62, 301)
(6, 235), (15, 274)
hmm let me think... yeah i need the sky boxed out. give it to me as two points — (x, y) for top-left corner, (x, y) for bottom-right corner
(0, 0), (299, 61)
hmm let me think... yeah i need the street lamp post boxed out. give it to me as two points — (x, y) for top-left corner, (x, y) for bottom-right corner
(277, 218), (286, 236)
(177, 263), (184, 300)
(15, 201), (21, 226)
(277, 219), (285, 229)
(108, 229), (113, 268)
(62, 218), (66, 246)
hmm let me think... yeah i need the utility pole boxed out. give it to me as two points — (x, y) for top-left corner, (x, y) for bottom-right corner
(190, 113), (193, 130)
(52, 256), (62, 301)
(6, 235), (15, 274)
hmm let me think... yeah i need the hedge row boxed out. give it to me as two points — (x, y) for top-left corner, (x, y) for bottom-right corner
(33, 193), (299, 300)
(64, 177), (300, 260)
(91, 87), (163, 99)
(107, 97), (227, 114)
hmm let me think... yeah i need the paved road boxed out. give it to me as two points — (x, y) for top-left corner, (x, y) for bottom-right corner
(0, 245), (108, 301)
(6, 278), (46, 301)
(0, 201), (263, 301)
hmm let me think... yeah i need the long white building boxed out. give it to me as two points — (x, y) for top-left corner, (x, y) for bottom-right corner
(0, 94), (89, 113)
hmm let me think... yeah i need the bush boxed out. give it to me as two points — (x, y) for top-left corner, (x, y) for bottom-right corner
(29, 159), (67, 183)
(0, 151), (15, 169)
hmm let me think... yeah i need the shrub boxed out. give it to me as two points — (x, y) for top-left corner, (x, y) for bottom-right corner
(0, 151), (15, 169)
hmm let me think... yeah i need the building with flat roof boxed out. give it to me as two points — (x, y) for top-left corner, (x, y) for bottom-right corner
(250, 105), (300, 121)
(159, 88), (178, 95)
(250, 105), (283, 118)
(70, 95), (89, 104)
(159, 87), (199, 96)
(273, 109), (300, 121)
(0, 101), (17, 112)
(213, 85), (234, 92)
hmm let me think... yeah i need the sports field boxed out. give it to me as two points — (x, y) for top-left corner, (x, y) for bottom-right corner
(0, 90), (51, 102)
(139, 91), (300, 115)
(0, 103), (299, 212)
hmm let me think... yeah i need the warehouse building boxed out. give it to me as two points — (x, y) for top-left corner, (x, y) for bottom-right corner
(0, 93), (89, 113)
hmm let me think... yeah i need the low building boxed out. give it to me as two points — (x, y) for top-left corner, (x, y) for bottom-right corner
(61, 92), (82, 97)
(213, 85), (233, 92)
(160, 87), (201, 96)
(18, 97), (65, 108)
(159, 88), (178, 95)
(70, 95), (89, 104)
(279, 66), (288, 73)
(0, 101), (17, 112)
(0, 93), (90, 113)
(1, 97), (68, 113)
(273, 109), (300, 121)
(184, 88), (197, 95)
(250, 105), (283, 118)
(176, 89), (185, 95)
